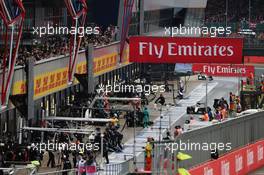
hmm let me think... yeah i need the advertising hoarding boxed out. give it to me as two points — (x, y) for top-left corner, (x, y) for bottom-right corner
(129, 36), (244, 64)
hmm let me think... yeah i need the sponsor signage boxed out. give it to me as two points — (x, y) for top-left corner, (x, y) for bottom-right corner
(129, 36), (243, 64)
(13, 66), (85, 100)
(158, 140), (264, 175)
(221, 161), (230, 175)
(235, 155), (243, 172)
(187, 140), (264, 175)
(192, 64), (255, 77)
(11, 48), (130, 99)
(258, 145), (263, 161)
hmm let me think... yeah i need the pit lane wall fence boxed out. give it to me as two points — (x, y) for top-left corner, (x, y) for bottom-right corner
(151, 111), (264, 174)
(0, 42), (129, 101)
(188, 139), (264, 175)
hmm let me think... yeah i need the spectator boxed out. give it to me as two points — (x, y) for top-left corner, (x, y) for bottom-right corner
(236, 98), (242, 113)
(0, 24), (118, 68)
(208, 109), (213, 121)
(113, 129), (123, 150)
(163, 130), (172, 141)
(77, 156), (86, 175)
(47, 150), (55, 168)
(229, 92), (235, 111)
(103, 137), (109, 164)
(215, 110), (222, 121)
(201, 111), (209, 121)
(62, 157), (72, 175)
(221, 108), (227, 119)
(190, 117), (195, 124)
(86, 154), (96, 175)
(174, 125), (183, 138)
(155, 94), (165, 106)
(143, 107), (150, 128)
(110, 114), (119, 128)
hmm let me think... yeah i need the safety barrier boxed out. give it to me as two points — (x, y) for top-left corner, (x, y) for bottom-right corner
(1, 156), (131, 175)
(0, 166), (37, 175)
(104, 158), (133, 175)
(36, 169), (77, 175)
(34, 161), (132, 175)
(189, 139), (264, 175)
(151, 139), (264, 175)
(151, 111), (264, 174)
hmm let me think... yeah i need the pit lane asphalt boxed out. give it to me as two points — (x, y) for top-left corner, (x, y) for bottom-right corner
(108, 77), (239, 170)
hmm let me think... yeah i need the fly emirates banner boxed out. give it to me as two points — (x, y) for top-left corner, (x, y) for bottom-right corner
(129, 36), (244, 64)
(192, 64), (255, 77)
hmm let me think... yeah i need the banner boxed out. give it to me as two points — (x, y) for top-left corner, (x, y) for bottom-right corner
(244, 56), (264, 64)
(192, 64), (255, 77)
(188, 140), (264, 175)
(129, 36), (243, 64)
(156, 140), (264, 175)
(11, 48), (130, 99)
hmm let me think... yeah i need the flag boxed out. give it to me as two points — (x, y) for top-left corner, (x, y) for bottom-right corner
(31, 160), (40, 167)
(178, 168), (191, 175)
(177, 152), (192, 160)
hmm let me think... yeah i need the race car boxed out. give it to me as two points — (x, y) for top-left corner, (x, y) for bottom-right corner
(198, 74), (213, 81)
(187, 102), (211, 114)
(198, 74), (207, 80)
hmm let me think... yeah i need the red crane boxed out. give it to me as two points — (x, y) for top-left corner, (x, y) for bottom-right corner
(0, 0), (25, 110)
(64, 0), (87, 84)
(120, 0), (134, 62)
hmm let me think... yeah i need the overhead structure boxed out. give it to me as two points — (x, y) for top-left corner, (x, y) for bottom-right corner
(44, 116), (112, 123)
(89, 96), (141, 108)
(44, 98), (141, 125)
(64, 0), (87, 84)
(0, 0), (25, 111)
(22, 127), (93, 134)
(119, 0), (135, 62)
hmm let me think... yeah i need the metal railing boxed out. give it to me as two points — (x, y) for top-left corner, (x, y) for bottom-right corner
(104, 158), (133, 175)
(151, 110), (264, 173)
(36, 169), (77, 175)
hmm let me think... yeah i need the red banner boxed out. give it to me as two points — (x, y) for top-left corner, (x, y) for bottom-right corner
(188, 140), (264, 175)
(192, 64), (255, 77)
(129, 36), (244, 64)
(244, 56), (264, 64)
